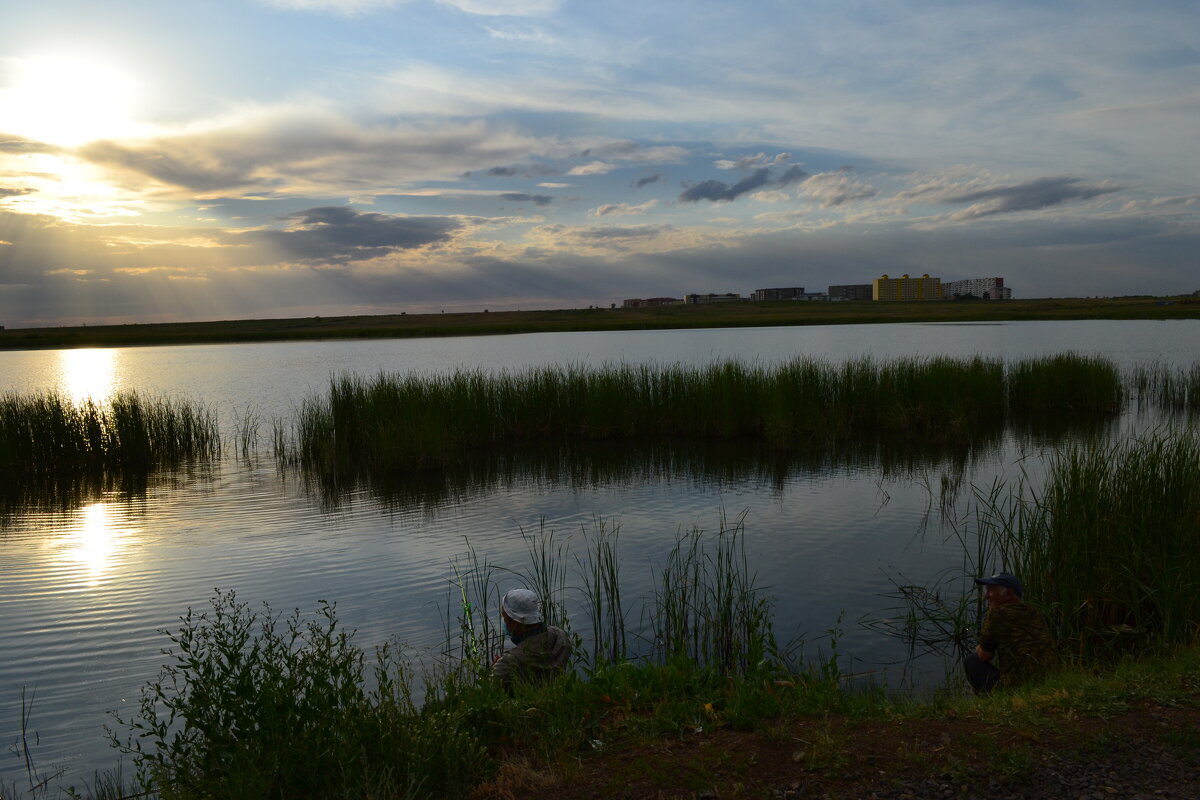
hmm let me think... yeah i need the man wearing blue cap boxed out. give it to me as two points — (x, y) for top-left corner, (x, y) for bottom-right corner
(492, 588), (571, 691)
(963, 572), (1056, 694)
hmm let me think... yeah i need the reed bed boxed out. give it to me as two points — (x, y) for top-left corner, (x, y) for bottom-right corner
(969, 430), (1200, 658)
(278, 354), (1126, 483)
(0, 390), (220, 487)
(1130, 362), (1200, 412)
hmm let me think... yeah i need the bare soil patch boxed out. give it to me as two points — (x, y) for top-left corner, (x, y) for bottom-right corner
(476, 701), (1200, 800)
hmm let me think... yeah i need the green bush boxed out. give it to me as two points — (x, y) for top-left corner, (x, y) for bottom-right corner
(108, 591), (492, 800)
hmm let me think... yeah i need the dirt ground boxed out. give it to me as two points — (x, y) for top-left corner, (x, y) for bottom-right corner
(476, 700), (1200, 800)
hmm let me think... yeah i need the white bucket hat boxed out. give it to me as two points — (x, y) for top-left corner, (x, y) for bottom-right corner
(500, 588), (543, 624)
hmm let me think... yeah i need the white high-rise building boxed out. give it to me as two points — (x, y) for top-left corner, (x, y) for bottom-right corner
(942, 277), (1012, 300)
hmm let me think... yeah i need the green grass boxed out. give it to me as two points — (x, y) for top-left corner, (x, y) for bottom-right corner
(3, 296), (1199, 350)
(971, 430), (1200, 658)
(0, 391), (220, 515)
(275, 354), (1128, 489)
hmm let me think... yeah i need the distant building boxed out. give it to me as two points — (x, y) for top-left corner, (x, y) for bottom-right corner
(751, 287), (805, 301)
(684, 293), (744, 304)
(942, 277), (1012, 300)
(622, 297), (682, 308)
(828, 284), (873, 302)
(873, 274), (942, 301)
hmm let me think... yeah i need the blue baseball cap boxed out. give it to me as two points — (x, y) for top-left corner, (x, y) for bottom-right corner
(974, 572), (1023, 597)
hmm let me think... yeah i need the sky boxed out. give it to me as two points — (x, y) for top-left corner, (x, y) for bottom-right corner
(0, 0), (1197, 326)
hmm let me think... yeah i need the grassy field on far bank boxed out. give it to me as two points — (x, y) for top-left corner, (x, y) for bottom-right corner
(3, 295), (1200, 350)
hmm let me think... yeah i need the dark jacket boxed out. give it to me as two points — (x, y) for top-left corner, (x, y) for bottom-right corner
(491, 625), (571, 689)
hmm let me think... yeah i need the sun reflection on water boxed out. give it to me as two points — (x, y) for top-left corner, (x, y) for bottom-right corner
(60, 502), (133, 586)
(60, 348), (118, 405)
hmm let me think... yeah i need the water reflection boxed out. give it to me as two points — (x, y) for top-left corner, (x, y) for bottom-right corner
(60, 502), (128, 584)
(297, 417), (1122, 514)
(60, 348), (118, 405)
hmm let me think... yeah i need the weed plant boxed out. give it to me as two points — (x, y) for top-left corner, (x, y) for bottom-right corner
(959, 431), (1200, 661)
(0, 391), (219, 496)
(277, 354), (1127, 489)
(1131, 362), (1200, 412)
(104, 519), (868, 800)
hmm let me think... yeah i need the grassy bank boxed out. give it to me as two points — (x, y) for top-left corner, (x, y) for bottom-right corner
(276, 354), (1123, 483)
(2, 296), (1199, 350)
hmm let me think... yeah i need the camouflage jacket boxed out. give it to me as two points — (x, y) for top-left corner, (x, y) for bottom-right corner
(491, 626), (571, 689)
(979, 601), (1057, 687)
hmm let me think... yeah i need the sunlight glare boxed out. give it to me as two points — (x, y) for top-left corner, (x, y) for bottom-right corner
(62, 502), (128, 585)
(1, 54), (141, 146)
(61, 348), (118, 406)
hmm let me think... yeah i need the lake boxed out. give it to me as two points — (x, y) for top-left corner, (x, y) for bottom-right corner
(1, 319), (1197, 791)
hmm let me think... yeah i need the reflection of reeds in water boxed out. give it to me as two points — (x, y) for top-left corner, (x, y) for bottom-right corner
(0, 391), (220, 516)
(276, 354), (1127, 508)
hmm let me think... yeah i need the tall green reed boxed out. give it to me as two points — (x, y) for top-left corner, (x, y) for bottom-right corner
(650, 514), (775, 674)
(0, 390), (219, 481)
(967, 431), (1200, 659)
(278, 354), (1129, 488)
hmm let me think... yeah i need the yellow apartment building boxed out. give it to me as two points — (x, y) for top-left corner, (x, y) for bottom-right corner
(872, 273), (942, 301)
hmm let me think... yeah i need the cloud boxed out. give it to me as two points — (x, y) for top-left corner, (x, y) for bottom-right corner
(945, 177), (1120, 220)
(590, 199), (658, 217)
(0, 187), (33, 199)
(79, 110), (546, 196)
(1150, 195), (1200, 207)
(567, 161), (615, 176)
(575, 225), (667, 241)
(714, 152), (791, 170)
(438, 0), (561, 17)
(485, 25), (559, 45)
(499, 192), (552, 206)
(777, 165), (811, 186)
(679, 168), (772, 203)
(538, 182), (569, 188)
(247, 206), (462, 263)
(486, 166), (519, 177)
(588, 142), (690, 164)
(800, 172), (877, 207)
(258, 0), (403, 14)
(634, 174), (661, 189)
(0, 136), (58, 154)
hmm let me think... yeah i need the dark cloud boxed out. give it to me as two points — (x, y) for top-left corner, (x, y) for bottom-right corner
(634, 174), (661, 189)
(499, 192), (553, 206)
(248, 207), (462, 263)
(946, 177), (1120, 219)
(487, 166), (519, 177)
(778, 165), (811, 186)
(0, 187), (33, 198)
(679, 168), (771, 203)
(0, 136), (57, 154)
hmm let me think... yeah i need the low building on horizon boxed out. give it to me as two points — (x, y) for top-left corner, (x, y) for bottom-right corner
(942, 277), (1012, 300)
(622, 297), (683, 308)
(684, 292), (744, 304)
(828, 284), (873, 302)
(751, 287), (805, 301)
(873, 274), (942, 301)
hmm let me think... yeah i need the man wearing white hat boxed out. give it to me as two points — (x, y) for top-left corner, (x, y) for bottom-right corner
(492, 588), (571, 691)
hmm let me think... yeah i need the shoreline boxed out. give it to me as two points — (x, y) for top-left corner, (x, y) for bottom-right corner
(2, 296), (1199, 351)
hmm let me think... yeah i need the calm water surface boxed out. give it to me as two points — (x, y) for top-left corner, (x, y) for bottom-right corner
(1, 319), (1196, 789)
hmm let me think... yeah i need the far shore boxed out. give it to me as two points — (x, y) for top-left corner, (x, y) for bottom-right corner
(2, 295), (1199, 351)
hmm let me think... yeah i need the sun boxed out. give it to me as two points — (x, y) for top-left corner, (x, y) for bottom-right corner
(0, 53), (142, 146)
